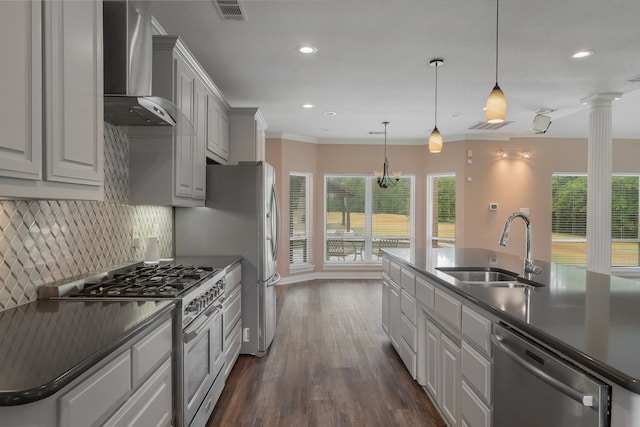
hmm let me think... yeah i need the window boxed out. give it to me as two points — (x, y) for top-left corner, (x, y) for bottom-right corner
(324, 175), (414, 263)
(551, 174), (640, 267)
(428, 174), (456, 248)
(289, 173), (312, 269)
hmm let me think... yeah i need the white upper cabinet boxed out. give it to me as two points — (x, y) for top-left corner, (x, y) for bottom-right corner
(0, 0), (103, 201)
(44, 0), (103, 186)
(228, 108), (267, 164)
(0, 1), (42, 181)
(128, 35), (229, 206)
(206, 94), (229, 163)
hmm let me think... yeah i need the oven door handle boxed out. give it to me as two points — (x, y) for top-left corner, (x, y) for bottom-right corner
(491, 335), (597, 408)
(184, 304), (221, 344)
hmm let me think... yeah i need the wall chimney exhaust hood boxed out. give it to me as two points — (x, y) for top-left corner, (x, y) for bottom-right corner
(103, 0), (180, 127)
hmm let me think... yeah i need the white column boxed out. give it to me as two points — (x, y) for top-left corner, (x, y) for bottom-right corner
(583, 92), (621, 274)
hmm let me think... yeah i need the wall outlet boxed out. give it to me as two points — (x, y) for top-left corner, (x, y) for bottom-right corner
(243, 328), (250, 342)
(489, 203), (498, 211)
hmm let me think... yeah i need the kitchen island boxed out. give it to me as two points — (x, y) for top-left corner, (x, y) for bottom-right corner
(383, 247), (640, 427)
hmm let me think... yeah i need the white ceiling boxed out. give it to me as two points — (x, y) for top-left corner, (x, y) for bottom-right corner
(148, 0), (640, 144)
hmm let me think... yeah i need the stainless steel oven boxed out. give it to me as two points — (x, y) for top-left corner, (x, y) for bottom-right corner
(182, 298), (224, 427)
(492, 323), (611, 427)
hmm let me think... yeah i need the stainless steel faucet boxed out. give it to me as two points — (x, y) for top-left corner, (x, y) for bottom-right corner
(499, 211), (542, 275)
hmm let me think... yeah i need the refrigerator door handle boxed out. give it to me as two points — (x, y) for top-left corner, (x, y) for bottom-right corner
(266, 273), (281, 287)
(270, 183), (281, 260)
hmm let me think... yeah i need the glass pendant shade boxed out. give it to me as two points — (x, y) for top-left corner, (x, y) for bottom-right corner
(428, 127), (442, 153)
(485, 83), (506, 123)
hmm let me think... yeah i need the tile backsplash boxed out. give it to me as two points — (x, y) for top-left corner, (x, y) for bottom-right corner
(0, 124), (173, 311)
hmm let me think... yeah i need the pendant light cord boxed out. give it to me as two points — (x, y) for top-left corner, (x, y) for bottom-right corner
(495, 0), (499, 85)
(434, 62), (438, 126)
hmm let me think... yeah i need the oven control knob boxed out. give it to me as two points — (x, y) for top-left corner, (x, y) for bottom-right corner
(186, 302), (198, 313)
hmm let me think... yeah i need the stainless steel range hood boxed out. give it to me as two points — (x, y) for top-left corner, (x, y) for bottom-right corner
(103, 0), (178, 127)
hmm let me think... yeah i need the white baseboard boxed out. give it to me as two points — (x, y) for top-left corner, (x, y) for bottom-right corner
(277, 271), (383, 285)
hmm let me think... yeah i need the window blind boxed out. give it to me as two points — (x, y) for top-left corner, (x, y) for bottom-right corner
(289, 173), (311, 265)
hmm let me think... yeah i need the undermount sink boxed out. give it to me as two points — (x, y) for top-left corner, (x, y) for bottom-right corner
(436, 267), (544, 288)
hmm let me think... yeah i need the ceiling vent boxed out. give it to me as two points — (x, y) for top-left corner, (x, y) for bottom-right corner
(468, 121), (514, 130)
(213, 0), (247, 21)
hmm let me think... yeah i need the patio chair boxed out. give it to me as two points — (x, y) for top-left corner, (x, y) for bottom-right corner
(327, 239), (355, 260)
(375, 238), (399, 259)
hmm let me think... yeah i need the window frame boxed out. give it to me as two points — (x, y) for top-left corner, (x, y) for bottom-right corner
(323, 174), (415, 265)
(551, 172), (640, 270)
(289, 171), (313, 273)
(427, 172), (456, 248)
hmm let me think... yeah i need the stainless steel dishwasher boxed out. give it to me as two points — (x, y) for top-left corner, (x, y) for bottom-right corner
(492, 323), (611, 427)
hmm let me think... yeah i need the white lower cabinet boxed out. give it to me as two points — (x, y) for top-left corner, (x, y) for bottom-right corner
(104, 358), (172, 427)
(223, 263), (242, 378)
(389, 280), (401, 350)
(461, 380), (491, 427)
(381, 275), (390, 334)
(59, 351), (132, 427)
(382, 256), (494, 427)
(440, 333), (461, 426)
(0, 315), (173, 427)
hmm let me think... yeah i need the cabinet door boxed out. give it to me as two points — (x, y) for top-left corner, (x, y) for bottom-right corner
(44, 0), (103, 185)
(193, 79), (207, 199)
(219, 109), (229, 159)
(0, 1), (42, 180)
(389, 281), (401, 350)
(206, 94), (221, 156)
(381, 278), (390, 334)
(426, 320), (440, 400)
(441, 333), (461, 427)
(175, 58), (195, 198)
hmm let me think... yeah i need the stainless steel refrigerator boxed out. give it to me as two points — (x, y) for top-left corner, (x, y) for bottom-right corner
(175, 161), (280, 357)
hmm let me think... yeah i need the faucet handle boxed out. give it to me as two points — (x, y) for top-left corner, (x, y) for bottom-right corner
(525, 262), (542, 275)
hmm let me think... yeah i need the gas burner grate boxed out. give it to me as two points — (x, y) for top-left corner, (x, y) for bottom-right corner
(65, 264), (218, 298)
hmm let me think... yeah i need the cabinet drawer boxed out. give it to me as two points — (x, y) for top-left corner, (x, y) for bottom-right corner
(104, 358), (172, 427)
(223, 285), (242, 338)
(59, 351), (131, 427)
(389, 261), (402, 284)
(400, 289), (417, 325)
(435, 289), (462, 331)
(400, 315), (417, 351)
(400, 268), (416, 295)
(224, 321), (242, 379)
(132, 319), (172, 387)
(461, 341), (492, 404)
(461, 381), (491, 427)
(225, 263), (242, 293)
(415, 276), (435, 310)
(462, 306), (492, 356)
(399, 338), (417, 379)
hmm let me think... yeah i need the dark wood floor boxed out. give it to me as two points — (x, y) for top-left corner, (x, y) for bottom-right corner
(207, 279), (446, 427)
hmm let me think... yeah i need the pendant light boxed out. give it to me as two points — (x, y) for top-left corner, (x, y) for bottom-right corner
(374, 121), (400, 189)
(485, 0), (506, 123)
(429, 59), (444, 153)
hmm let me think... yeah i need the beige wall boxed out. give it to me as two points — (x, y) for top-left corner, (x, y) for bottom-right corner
(267, 136), (640, 279)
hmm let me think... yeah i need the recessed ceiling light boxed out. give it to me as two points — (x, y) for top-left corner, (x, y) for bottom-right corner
(320, 128), (329, 132)
(297, 45), (317, 55)
(302, 104), (314, 109)
(323, 111), (336, 116)
(448, 113), (462, 118)
(572, 49), (594, 59)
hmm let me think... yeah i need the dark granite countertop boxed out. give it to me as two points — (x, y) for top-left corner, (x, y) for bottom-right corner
(384, 247), (640, 394)
(173, 255), (242, 270)
(0, 299), (174, 406)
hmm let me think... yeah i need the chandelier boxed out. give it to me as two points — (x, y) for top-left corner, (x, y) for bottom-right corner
(374, 121), (401, 188)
